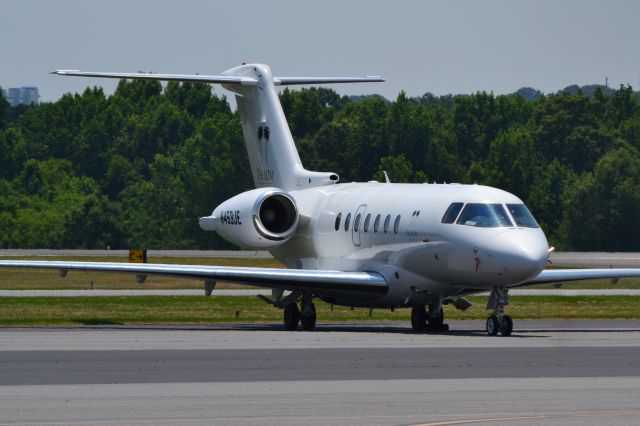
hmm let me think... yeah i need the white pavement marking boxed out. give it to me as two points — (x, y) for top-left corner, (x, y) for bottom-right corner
(0, 249), (272, 258)
(1, 289), (639, 297)
(0, 289), (272, 297)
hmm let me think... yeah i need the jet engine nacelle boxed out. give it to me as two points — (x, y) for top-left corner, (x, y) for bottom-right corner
(199, 188), (299, 249)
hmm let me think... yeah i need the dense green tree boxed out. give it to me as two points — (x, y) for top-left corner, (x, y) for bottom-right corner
(560, 146), (640, 250)
(1, 79), (639, 250)
(0, 87), (8, 129)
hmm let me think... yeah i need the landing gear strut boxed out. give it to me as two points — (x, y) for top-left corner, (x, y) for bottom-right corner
(300, 294), (317, 331)
(411, 303), (449, 333)
(283, 294), (317, 331)
(426, 303), (449, 332)
(486, 286), (513, 336)
(283, 302), (300, 331)
(411, 306), (426, 332)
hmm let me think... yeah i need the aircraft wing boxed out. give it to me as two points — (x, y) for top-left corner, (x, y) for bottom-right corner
(0, 260), (387, 298)
(521, 268), (640, 286)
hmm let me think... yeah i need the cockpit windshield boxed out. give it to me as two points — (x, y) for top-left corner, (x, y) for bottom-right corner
(456, 203), (513, 228)
(507, 204), (540, 228)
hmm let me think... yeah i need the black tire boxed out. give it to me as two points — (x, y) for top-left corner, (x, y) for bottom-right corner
(301, 302), (316, 331)
(486, 315), (499, 336)
(411, 306), (427, 332)
(500, 315), (513, 336)
(284, 303), (300, 331)
(428, 306), (444, 327)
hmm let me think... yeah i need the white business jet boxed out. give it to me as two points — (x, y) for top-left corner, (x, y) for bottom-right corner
(2, 63), (639, 336)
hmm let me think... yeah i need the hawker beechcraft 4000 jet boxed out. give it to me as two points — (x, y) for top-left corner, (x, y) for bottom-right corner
(2, 63), (640, 336)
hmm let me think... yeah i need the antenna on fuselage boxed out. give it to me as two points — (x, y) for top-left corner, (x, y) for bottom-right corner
(383, 171), (391, 184)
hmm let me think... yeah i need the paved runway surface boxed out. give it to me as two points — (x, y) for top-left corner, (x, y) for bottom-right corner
(2, 321), (640, 425)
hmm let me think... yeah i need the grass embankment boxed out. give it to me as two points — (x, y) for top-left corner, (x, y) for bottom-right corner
(1, 295), (639, 326)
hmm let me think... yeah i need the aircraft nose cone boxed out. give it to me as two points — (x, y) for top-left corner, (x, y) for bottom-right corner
(489, 230), (549, 283)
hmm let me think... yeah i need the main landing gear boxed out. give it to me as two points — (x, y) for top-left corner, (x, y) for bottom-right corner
(283, 294), (316, 331)
(486, 286), (513, 336)
(411, 303), (449, 333)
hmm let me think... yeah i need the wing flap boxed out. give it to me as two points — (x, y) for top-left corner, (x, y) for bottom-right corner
(0, 260), (387, 297)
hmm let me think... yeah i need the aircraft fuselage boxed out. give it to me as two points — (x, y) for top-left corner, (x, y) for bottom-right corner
(272, 181), (549, 307)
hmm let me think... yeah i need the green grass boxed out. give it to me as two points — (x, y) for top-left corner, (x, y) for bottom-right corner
(1, 295), (640, 326)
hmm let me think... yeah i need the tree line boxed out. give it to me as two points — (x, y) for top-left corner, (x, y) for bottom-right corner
(0, 80), (639, 250)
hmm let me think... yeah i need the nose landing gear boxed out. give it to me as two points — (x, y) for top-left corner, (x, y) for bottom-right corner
(486, 286), (513, 336)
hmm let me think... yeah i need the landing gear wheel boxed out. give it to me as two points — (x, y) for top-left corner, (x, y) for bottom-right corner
(301, 302), (317, 331)
(486, 314), (499, 336)
(411, 306), (427, 332)
(426, 306), (448, 332)
(500, 315), (513, 336)
(284, 303), (300, 331)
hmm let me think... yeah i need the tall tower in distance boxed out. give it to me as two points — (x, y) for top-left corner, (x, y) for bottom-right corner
(2, 86), (40, 106)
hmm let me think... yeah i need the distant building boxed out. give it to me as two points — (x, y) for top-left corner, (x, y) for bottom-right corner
(2, 86), (40, 106)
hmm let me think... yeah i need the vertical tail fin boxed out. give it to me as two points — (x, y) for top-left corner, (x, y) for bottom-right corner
(222, 64), (338, 190)
(51, 64), (383, 191)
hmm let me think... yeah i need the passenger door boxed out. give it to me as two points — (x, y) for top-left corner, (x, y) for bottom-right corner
(352, 204), (367, 247)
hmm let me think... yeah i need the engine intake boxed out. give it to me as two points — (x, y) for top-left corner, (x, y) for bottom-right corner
(253, 191), (298, 240)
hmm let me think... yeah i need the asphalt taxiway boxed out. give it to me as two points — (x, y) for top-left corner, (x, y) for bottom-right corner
(1, 321), (640, 425)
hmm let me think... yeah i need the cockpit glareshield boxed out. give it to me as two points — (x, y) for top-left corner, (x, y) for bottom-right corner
(507, 204), (540, 228)
(456, 203), (513, 228)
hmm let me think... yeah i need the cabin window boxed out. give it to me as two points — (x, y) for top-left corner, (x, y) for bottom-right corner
(394, 215), (401, 233)
(364, 214), (371, 232)
(344, 213), (351, 231)
(354, 213), (362, 232)
(441, 202), (463, 224)
(334, 213), (342, 231)
(374, 214), (381, 232)
(457, 203), (513, 227)
(384, 214), (391, 233)
(507, 204), (540, 228)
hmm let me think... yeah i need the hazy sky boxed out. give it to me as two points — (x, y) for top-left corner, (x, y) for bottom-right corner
(3, 0), (640, 104)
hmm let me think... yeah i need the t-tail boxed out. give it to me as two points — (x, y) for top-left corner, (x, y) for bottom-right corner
(52, 64), (384, 191)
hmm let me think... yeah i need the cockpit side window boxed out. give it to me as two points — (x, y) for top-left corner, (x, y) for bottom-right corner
(441, 202), (464, 224)
(457, 203), (513, 227)
(507, 204), (540, 228)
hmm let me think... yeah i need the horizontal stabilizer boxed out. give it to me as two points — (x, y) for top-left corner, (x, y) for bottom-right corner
(274, 76), (384, 85)
(51, 69), (384, 87)
(50, 70), (258, 86)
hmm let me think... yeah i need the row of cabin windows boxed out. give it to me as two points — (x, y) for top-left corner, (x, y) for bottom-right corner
(335, 212), (401, 234)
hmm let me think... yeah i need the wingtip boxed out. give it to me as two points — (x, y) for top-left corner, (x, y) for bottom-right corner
(51, 70), (80, 75)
